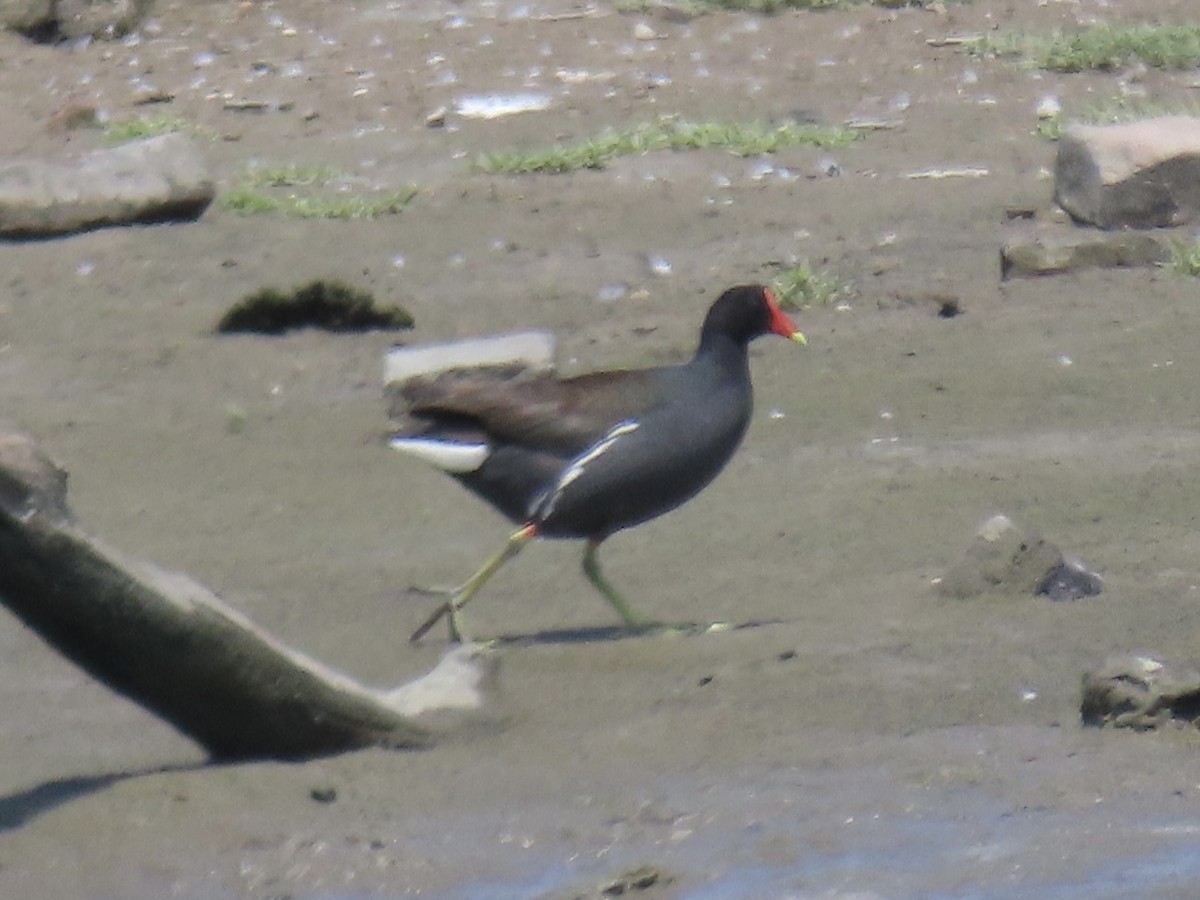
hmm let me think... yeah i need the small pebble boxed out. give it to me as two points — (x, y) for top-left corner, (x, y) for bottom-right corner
(309, 786), (337, 804)
(597, 283), (630, 302)
(816, 155), (841, 177)
(1036, 95), (1062, 119)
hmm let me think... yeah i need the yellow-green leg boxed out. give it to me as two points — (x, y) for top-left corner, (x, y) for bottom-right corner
(410, 524), (537, 643)
(582, 539), (650, 628)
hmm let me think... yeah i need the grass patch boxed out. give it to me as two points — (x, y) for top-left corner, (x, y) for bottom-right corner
(684, 0), (849, 9)
(970, 23), (1200, 72)
(474, 118), (861, 175)
(1033, 96), (1200, 140)
(618, 0), (939, 10)
(239, 163), (344, 188)
(1170, 240), (1200, 277)
(223, 163), (417, 219)
(771, 262), (848, 309)
(103, 113), (211, 145)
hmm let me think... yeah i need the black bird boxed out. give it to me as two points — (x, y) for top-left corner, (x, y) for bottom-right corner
(390, 284), (806, 642)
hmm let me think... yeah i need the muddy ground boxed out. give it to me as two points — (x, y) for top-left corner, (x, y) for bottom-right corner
(2, 0), (1200, 897)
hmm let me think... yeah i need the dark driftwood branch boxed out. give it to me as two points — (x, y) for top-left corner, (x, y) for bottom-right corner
(0, 430), (492, 761)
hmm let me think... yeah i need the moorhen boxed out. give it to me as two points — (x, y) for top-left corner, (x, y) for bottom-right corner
(390, 284), (806, 642)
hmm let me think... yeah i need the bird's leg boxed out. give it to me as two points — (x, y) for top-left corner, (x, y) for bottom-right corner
(409, 524), (538, 643)
(581, 538), (651, 628)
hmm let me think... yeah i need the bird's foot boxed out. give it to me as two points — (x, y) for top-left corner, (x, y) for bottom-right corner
(409, 590), (472, 643)
(446, 607), (468, 643)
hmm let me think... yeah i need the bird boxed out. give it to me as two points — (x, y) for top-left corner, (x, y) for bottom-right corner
(389, 284), (806, 642)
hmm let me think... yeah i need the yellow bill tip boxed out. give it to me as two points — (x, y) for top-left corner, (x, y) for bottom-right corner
(789, 331), (808, 346)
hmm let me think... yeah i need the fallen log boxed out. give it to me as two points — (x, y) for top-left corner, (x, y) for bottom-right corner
(0, 428), (494, 761)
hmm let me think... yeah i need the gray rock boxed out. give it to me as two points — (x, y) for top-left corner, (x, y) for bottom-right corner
(56, 0), (152, 40)
(384, 331), (555, 387)
(1000, 226), (1172, 279)
(0, 132), (214, 239)
(1, 0), (151, 40)
(1081, 654), (1200, 730)
(937, 513), (1102, 600)
(0, 428), (70, 522)
(1055, 116), (1200, 229)
(0, 0), (54, 37)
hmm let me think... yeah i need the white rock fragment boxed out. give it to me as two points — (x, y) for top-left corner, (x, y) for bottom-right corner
(648, 255), (672, 277)
(597, 283), (630, 302)
(455, 92), (552, 119)
(816, 155), (841, 177)
(1036, 94), (1062, 120)
(633, 22), (657, 41)
(384, 331), (556, 386)
(748, 160), (776, 181)
(906, 165), (989, 179)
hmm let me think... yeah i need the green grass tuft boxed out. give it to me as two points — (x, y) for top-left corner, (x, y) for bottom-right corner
(971, 23), (1200, 72)
(620, 0), (945, 10)
(103, 113), (212, 145)
(475, 119), (861, 175)
(772, 262), (848, 309)
(239, 163), (344, 188)
(1170, 240), (1200, 277)
(222, 163), (417, 219)
(1034, 96), (1200, 141)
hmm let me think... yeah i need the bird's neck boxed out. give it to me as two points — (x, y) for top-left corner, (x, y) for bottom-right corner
(692, 332), (752, 382)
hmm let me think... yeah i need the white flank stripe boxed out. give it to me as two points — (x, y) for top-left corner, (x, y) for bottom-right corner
(537, 420), (639, 519)
(389, 437), (490, 473)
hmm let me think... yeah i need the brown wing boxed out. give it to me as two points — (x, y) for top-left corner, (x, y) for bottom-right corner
(400, 367), (669, 456)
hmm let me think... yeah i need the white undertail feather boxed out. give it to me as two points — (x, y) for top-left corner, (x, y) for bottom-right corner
(389, 436), (490, 473)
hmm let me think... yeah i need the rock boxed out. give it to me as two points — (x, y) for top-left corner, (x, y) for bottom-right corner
(633, 21), (658, 41)
(1000, 227), (1172, 279)
(936, 513), (1102, 600)
(0, 132), (214, 239)
(384, 330), (556, 387)
(2, 0), (151, 40)
(0, 428), (70, 522)
(1055, 116), (1200, 229)
(597, 865), (668, 896)
(1039, 555), (1104, 601)
(55, 0), (151, 39)
(1081, 654), (1200, 730)
(0, 0), (55, 38)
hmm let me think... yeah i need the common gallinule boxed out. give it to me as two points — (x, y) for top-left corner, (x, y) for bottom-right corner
(391, 284), (806, 642)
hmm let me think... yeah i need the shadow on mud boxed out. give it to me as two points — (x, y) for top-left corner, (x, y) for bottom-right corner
(487, 618), (787, 647)
(0, 763), (204, 832)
